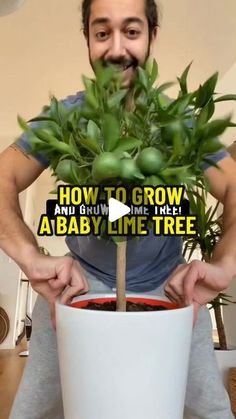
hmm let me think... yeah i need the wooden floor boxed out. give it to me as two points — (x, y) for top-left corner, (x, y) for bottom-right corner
(0, 339), (27, 419)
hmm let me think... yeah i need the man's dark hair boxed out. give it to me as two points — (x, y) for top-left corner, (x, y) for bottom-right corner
(81, 0), (159, 40)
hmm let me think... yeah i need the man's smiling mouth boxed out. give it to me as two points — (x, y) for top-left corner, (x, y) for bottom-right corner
(103, 60), (137, 72)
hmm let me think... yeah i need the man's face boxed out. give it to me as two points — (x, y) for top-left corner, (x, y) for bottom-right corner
(87, 0), (157, 86)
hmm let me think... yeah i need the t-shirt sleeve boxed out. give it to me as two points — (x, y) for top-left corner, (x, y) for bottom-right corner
(14, 128), (51, 167)
(200, 148), (230, 171)
(13, 91), (85, 168)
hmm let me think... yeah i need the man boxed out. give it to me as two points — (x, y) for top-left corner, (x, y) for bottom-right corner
(0, 0), (236, 417)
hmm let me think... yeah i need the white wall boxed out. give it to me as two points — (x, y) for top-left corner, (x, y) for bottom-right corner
(0, 189), (27, 349)
(1, 0), (236, 141)
(214, 62), (236, 147)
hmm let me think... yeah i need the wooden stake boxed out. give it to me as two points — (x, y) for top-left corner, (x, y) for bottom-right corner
(116, 238), (127, 311)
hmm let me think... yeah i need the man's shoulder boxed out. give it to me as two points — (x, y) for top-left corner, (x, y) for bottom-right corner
(60, 91), (85, 109)
(13, 91), (86, 168)
(40, 91), (85, 114)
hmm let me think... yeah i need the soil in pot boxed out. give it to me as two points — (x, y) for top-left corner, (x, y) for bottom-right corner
(84, 301), (168, 311)
(71, 297), (179, 312)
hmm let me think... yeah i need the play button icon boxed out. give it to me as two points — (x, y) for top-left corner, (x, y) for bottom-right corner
(108, 198), (131, 222)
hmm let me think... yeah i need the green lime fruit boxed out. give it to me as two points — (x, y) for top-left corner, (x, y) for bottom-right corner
(136, 147), (164, 175)
(92, 152), (121, 183)
(161, 121), (179, 139)
(55, 159), (82, 184)
(120, 158), (144, 181)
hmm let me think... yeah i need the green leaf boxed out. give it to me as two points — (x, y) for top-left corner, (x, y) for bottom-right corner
(30, 137), (45, 149)
(113, 137), (142, 155)
(177, 61), (193, 95)
(156, 82), (176, 95)
(102, 114), (120, 151)
(156, 93), (172, 109)
(168, 93), (195, 115)
(82, 76), (99, 109)
(214, 94), (236, 103)
(153, 107), (176, 124)
(197, 100), (215, 125)
(29, 116), (58, 124)
(187, 242), (198, 261)
(32, 129), (73, 154)
(195, 72), (218, 108)
(197, 117), (231, 140)
(107, 89), (128, 108)
(87, 120), (101, 140)
(173, 130), (184, 156)
(49, 96), (67, 122)
(72, 166), (90, 184)
(17, 115), (31, 132)
(49, 96), (59, 116)
(33, 128), (60, 143)
(134, 172), (145, 180)
(150, 60), (158, 85)
(78, 137), (101, 155)
(138, 67), (149, 90)
(82, 75), (94, 91)
(85, 91), (99, 109)
(160, 165), (191, 176)
(145, 59), (158, 86)
(94, 61), (116, 88)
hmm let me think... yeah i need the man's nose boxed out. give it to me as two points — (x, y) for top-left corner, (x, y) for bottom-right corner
(107, 32), (126, 60)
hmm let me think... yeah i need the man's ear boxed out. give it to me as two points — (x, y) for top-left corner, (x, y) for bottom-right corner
(149, 26), (158, 55)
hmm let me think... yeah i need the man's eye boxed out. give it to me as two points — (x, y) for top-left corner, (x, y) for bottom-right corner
(126, 29), (140, 38)
(96, 31), (109, 41)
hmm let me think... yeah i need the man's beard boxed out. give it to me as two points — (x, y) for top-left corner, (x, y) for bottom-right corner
(88, 44), (151, 87)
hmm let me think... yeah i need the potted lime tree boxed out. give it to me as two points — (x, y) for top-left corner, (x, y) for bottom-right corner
(18, 60), (235, 310)
(18, 60), (236, 419)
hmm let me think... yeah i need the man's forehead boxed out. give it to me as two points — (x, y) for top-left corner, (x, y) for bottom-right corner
(89, 0), (146, 23)
(90, 17), (145, 27)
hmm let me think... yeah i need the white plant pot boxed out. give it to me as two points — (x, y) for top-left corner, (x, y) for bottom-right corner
(215, 346), (236, 389)
(56, 293), (193, 419)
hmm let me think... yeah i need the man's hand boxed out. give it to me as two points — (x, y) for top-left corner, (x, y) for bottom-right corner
(22, 252), (89, 328)
(164, 260), (232, 322)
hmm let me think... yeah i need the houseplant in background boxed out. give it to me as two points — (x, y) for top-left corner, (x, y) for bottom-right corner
(18, 60), (236, 419)
(183, 186), (236, 390)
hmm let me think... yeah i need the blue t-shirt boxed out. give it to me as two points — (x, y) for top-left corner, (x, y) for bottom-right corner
(14, 91), (229, 292)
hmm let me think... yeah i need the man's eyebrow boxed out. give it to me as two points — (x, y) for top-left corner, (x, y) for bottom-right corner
(124, 17), (145, 26)
(91, 17), (145, 27)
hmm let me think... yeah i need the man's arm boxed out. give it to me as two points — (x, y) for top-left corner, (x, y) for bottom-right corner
(0, 145), (44, 265)
(0, 146), (89, 327)
(164, 155), (236, 318)
(204, 156), (236, 277)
